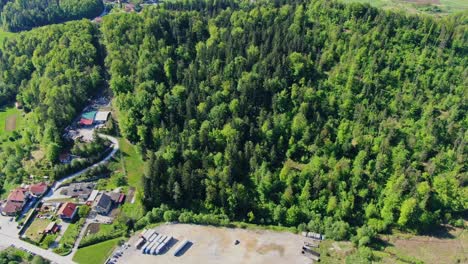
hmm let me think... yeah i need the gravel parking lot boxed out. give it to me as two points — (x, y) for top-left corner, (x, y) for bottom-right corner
(116, 224), (311, 264)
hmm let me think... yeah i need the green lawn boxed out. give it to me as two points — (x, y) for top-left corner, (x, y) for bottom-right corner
(0, 29), (15, 44)
(118, 138), (144, 189)
(25, 218), (51, 243)
(0, 104), (25, 149)
(73, 238), (121, 264)
(340, 0), (468, 15)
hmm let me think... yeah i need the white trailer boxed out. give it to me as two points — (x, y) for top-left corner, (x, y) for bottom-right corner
(151, 241), (161, 255)
(158, 235), (167, 243)
(173, 239), (190, 256)
(142, 242), (151, 253)
(153, 234), (162, 243)
(148, 242), (158, 254)
(144, 230), (156, 240)
(135, 238), (145, 249)
(148, 233), (158, 242)
(140, 229), (149, 238)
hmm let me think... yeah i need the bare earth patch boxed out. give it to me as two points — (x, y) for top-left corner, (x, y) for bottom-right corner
(118, 224), (310, 264)
(5, 114), (16, 131)
(86, 223), (101, 235)
(403, 0), (440, 4)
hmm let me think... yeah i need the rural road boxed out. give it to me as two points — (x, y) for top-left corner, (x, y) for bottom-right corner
(0, 134), (120, 263)
(43, 134), (120, 199)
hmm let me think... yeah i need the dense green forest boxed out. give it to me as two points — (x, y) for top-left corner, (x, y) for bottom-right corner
(1, 0), (104, 32)
(101, 0), (467, 241)
(0, 20), (102, 187)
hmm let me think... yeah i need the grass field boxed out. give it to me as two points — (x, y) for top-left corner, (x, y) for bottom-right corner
(341, 0), (468, 15)
(25, 218), (52, 243)
(318, 226), (467, 263)
(0, 105), (22, 135)
(0, 29), (15, 44)
(73, 238), (121, 264)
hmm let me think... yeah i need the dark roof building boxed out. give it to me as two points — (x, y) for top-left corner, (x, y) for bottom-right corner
(60, 182), (95, 200)
(93, 193), (112, 215)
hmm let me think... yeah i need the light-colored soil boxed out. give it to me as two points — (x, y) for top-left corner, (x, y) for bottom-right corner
(5, 115), (16, 131)
(403, 0), (440, 4)
(382, 227), (467, 264)
(117, 224), (312, 264)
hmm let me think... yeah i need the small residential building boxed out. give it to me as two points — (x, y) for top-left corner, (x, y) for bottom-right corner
(1, 187), (29, 216)
(60, 182), (95, 201)
(94, 111), (111, 124)
(78, 118), (93, 126)
(1, 201), (23, 216)
(86, 190), (100, 205)
(59, 153), (72, 164)
(93, 193), (112, 215)
(29, 182), (48, 197)
(44, 222), (59, 234)
(58, 202), (78, 221)
(7, 188), (28, 203)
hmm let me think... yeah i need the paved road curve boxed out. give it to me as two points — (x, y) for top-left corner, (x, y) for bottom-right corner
(0, 134), (120, 263)
(43, 134), (120, 199)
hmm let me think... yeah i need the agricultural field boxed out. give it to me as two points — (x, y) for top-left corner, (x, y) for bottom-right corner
(73, 238), (121, 264)
(341, 0), (468, 15)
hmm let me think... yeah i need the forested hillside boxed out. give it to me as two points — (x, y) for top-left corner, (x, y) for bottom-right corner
(101, 0), (467, 240)
(0, 20), (102, 185)
(1, 0), (104, 32)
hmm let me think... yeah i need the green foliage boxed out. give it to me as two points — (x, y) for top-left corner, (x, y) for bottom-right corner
(1, 0), (104, 32)
(101, 0), (467, 238)
(73, 238), (120, 264)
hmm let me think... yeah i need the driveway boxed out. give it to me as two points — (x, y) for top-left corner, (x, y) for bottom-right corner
(0, 216), (75, 264)
(0, 133), (119, 263)
(43, 134), (119, 200)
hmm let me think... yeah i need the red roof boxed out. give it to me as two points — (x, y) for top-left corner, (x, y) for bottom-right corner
(2, 200), (23, 214)
(29, 182), (48, 196)
(58, 202), (77, 218)
(7, 188), (26, 203)
(79, 118), (93, 125)
(118, 194), (126, 204)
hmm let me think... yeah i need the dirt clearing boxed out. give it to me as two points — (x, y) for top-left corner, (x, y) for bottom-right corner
(118, 224), (311, 264)
(5, 114), (16, 131)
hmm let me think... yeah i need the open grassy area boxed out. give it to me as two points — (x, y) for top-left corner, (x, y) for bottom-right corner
(0, 29), (15, 44)
(318, 226), (467, 263)
(25, 218), (52, 243)
(340, 0), (468, 15)
(0, 104), (25, 150)
(118, 138), (144, 189)
(0, 104), (23, 135)
(73, 237), (121, 264)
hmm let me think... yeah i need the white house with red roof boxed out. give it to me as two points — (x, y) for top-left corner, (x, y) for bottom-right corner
(29, 182), (48, 197)
(58, 202), (78, 221)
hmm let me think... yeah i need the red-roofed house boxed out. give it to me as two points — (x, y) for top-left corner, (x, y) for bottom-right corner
(1, 201), (23, 216)
(58, 202), (78, 221)
(29, 182), (48, 197)
(7, 188), (27, 203)
(1, 187), (29, 216)
(79, 118), (93, 126)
